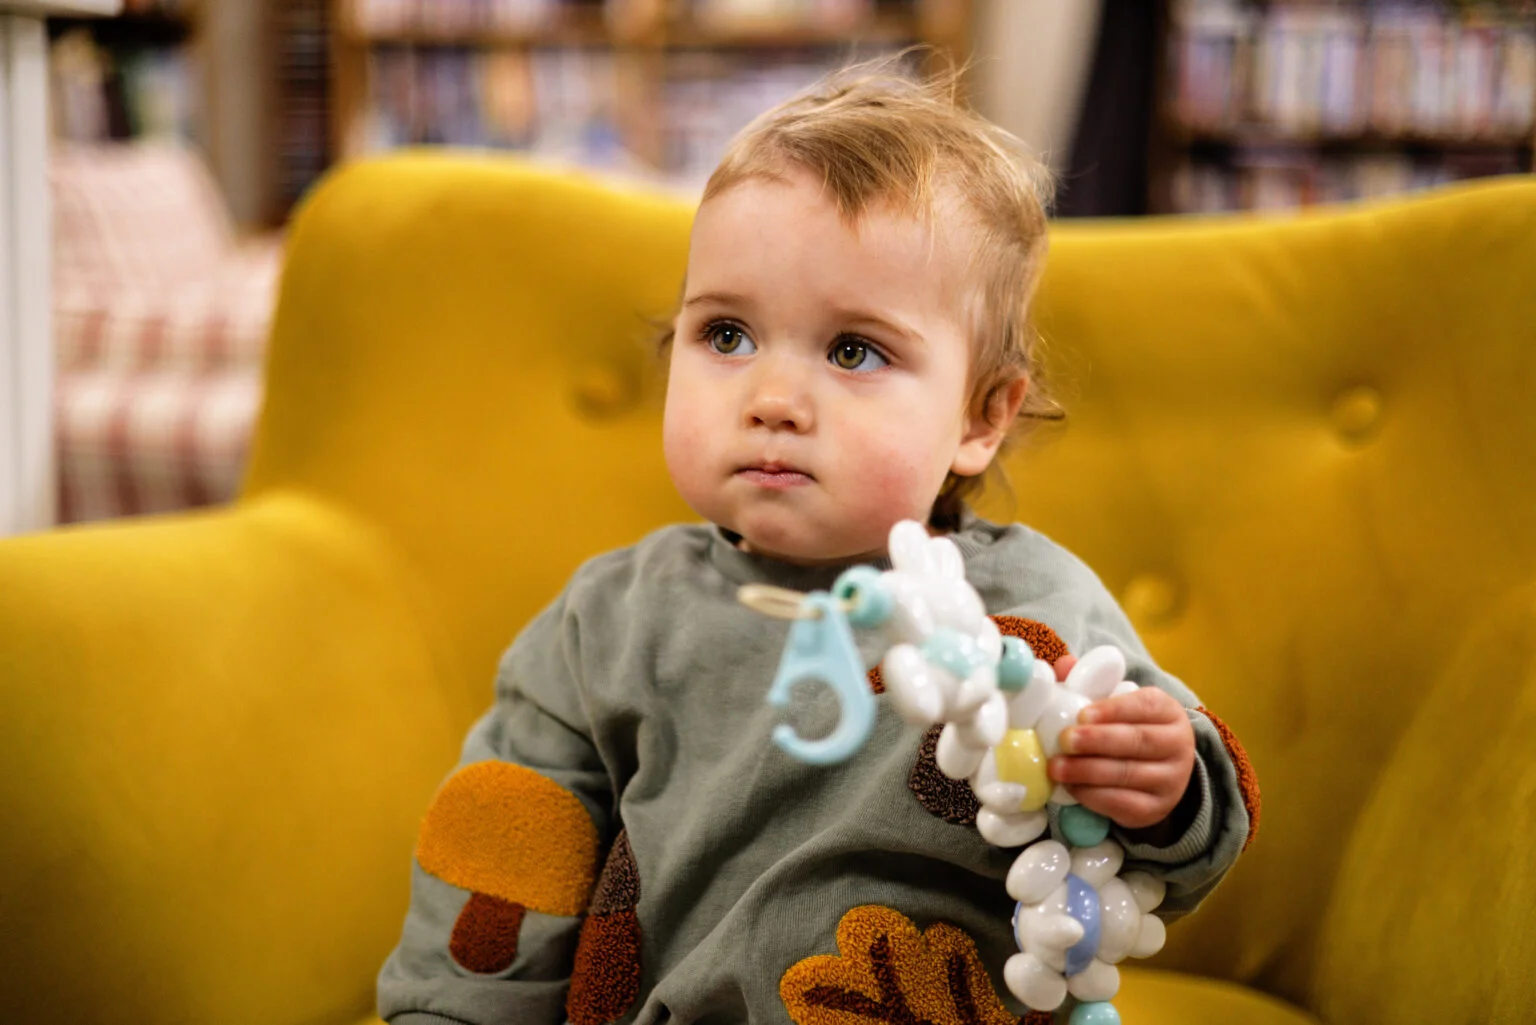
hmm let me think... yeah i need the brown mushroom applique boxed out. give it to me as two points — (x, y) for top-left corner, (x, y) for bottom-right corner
(567, 827), (644, 1025)
(415, 760), (600, 974)
(781, 904), (1050, 1025)
(905, 617), (1070, 826)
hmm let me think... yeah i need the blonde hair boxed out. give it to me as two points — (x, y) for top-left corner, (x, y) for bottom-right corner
(701, 54), (1062, 529)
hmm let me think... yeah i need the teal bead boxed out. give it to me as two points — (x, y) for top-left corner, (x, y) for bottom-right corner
(1069, 1001), (1121, 1025)
(997, 636), (1035, 692)
(1059, 805), (1112, 847)
(832, 566), (893, 629)
(920, 627), (991, 679)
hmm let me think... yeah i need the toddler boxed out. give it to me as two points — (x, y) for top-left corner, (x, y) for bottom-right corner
(379, 60), (1256, 1025)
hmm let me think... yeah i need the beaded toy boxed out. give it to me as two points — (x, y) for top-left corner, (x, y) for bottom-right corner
(740, 521), (1170, 1025)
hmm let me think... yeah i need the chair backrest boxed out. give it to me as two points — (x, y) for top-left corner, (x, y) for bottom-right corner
(51, 140), (233, 292)
(248, 153), (1536, 1017)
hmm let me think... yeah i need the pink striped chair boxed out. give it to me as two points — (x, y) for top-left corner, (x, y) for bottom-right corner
(50, 141), (283, 522)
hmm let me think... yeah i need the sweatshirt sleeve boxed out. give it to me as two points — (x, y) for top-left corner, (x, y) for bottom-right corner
(1066, 586), (1257, 921)
(378, 586), (613, 1025)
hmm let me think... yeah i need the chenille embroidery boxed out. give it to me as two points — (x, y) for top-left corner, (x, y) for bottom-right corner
(568, 828), (644, 1025)
(780, 905), (1038, 1025)
(415, 761), (599, 974)
(1196, 706), (1262, 851)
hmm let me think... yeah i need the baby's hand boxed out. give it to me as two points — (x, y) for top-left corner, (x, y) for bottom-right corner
(1048, 657), (1196, 830)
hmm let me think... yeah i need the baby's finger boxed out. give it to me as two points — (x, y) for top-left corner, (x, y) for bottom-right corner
(1052, 655), (1077, 683)
(1080, 686), (1185, 726)
(1059, 722), (1187, 761)
(1047, 754), (1179, 792)
(1068, 785), (1170, 830)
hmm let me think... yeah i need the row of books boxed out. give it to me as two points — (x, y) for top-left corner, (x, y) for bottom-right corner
(346, 0), (882, 35)
(1171, 148), (1526, 212)
(1171, 0), (1536, 140)
(353, 45), (891, 185)
(347, 0), (591, 34)
(48, 28), (198, 143)
(275, 0), (331, 217)
(120, 0), (191, 13)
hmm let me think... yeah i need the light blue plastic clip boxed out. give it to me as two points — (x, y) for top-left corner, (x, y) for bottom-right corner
(766, 591), (876, 766)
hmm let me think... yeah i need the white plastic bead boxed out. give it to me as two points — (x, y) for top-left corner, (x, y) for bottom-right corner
(1006, 840), (1071, 904)
(935, 722), (986, 779)
(882, 644), (945, 724)
(1094, 877), (1141, 965)
(977, 807), (1048, 848)
(1130, 912), (1167, 959)
(1066, 645), (1127, 702)
(1069, 841), (1125, 888)
(1005, 952), (1068, 1012)
(1122, 871), (1167, 914)
(1066, 958), (1120, 1003)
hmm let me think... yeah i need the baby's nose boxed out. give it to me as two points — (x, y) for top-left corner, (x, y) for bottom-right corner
(744, 363), (813, 432)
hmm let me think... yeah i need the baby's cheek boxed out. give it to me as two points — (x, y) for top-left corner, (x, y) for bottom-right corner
(840, 433), (937, 520)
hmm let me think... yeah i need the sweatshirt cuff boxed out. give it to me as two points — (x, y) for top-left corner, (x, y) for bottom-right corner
(1111, 752), (1216, 866)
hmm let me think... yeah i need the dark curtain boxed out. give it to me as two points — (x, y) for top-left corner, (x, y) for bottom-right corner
(1055, 0), (1164, 218)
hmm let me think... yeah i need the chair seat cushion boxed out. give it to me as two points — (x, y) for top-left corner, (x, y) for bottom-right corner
(1116, 967), (1320, 1025)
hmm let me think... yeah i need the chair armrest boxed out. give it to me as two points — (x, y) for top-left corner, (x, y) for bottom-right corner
(0, 493), (468, 1025)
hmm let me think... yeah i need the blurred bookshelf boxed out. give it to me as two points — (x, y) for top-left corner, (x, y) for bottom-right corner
(1153, 0), (1536, 213)
(47, 0), (201, 143)
(275, 0), (332, 220)
(328, 0), (974, 193)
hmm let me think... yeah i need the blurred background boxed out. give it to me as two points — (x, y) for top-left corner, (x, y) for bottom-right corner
(30, 0), (1536, 526)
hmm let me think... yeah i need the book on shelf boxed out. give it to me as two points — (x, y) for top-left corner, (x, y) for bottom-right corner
(47, 24), (199, 143)
(276, 0), (332, 215)
(1170, 0), (1536, 143)
(343, 0), (896, 37)
(1171, 146), (1525, 213)
(351, 36), (911, 186)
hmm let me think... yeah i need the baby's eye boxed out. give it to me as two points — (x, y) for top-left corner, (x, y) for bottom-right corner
(706, 322), (756, 356)
(829, 337), (888, 372)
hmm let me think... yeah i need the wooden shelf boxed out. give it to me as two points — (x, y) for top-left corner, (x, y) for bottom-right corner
(338, 10), (922, 51)
(1172, 126), (1536, 152)
(46, 8), (192, 44)
(338, 6), (615, 48)
(3, 0), (120, 15)
(663, 11), (920, 48)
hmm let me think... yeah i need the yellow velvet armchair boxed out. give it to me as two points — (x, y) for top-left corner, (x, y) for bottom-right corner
(3, 154), (1533, 1025)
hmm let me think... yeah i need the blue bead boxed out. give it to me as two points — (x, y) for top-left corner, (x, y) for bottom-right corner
(1069, 1001), (1121, 1025)
(832, 566), (894, 629)
(920, 627), (991, 679)
(1062, 873), (1102, 977)
(1059, 804), (1112, 848)
(997, 636), (1035, 692)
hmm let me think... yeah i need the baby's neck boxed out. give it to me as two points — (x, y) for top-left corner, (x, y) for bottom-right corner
(730, 524), (947, 568)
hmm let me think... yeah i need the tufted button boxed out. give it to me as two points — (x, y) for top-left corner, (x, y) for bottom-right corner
(1122, 574), (1184, 631)
(571, 364), (639, 420)
(1330, 385), (1383, 445)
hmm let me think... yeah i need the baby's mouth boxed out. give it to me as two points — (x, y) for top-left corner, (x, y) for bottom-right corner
(737, 463), (815, 488)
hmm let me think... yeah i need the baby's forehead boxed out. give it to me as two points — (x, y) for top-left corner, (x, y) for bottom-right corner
(694, 171), (986, 287)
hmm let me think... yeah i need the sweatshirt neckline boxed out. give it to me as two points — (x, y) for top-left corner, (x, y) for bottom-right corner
(704, 512), (1005, 592)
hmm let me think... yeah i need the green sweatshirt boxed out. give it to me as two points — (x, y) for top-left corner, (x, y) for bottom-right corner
(378, 517), (1254, 1025)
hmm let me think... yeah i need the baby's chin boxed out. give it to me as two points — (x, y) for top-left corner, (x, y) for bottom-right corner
(724, 511), (894, 568)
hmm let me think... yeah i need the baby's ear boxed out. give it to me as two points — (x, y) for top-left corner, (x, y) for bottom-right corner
(952, 376), (1028, 477)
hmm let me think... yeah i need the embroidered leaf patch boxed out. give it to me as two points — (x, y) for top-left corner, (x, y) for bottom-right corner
(781, 905), (1043, 1025)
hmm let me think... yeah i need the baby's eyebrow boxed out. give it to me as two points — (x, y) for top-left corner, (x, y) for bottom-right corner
(838, 310), (923, 348)
(683, 290), (752, 310)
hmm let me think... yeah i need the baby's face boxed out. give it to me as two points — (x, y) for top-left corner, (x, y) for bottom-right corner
(664, 168), (997, 564)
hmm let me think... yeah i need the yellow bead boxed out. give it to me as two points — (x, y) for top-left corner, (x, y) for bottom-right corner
(994, 728), (1051, 811)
